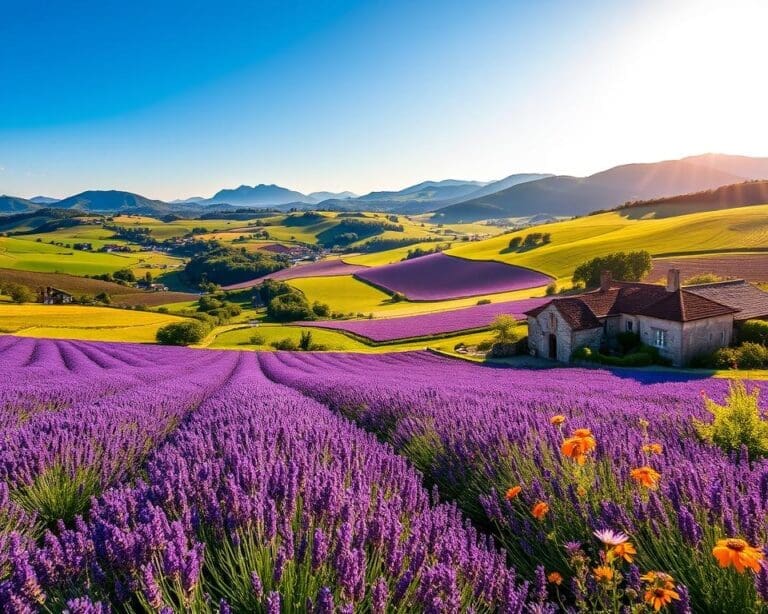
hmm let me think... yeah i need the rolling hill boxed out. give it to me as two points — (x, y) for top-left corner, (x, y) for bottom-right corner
(433, 154), (768, 222)
(0, 196), (40, 214)
(448, 202), (768, 279)
(53, 190), (173, 213)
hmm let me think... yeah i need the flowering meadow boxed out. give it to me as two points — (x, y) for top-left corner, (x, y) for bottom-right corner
(354, 253), (552, 300)
(302, 297), (548, 341)
(0, 337), (536, 612)
(260, 351), (768, 612)
(3, 336), (768, 612)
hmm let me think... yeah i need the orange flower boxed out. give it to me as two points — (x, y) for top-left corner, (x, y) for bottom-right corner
(561, 428), (597, 465)
(712, 538), (764, 573)
(644, 586), (680, 611)
(505, 485), (522, 501)
(547, 571), (563, 585)
(531, 500), (549, 520)
(641, 572), (680, 611)
(612, 541), (637, 563)
(630, 466), (661, 489)
(550, 415), (566, 426)
(576, 486), (587, 498)
(642, 443), (663, 455)
(593, 565), (614, 583)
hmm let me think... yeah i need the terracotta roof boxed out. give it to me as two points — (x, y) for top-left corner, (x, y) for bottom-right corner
(526, 298), (603, 331)
(686, 279), (768, 321)
(525, 281), (738, 327)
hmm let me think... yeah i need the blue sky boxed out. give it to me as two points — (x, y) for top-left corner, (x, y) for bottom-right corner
(1, 0), (767, 200)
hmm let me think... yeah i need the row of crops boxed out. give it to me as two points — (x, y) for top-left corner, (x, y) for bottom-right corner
(0, 338), (533, 612)
(259, 351), (768, 612)
(2, 337), (767, 611)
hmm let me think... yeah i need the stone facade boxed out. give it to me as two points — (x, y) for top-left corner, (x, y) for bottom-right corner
(528, 303), (603, 362)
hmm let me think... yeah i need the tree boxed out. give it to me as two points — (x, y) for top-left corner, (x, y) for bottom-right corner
(267, 293), (313, 322)
(112, 268), (136, 283)
(508, 236), (523, 250)
(572, 251), (652, 288)
(299, 330), (314, 351)
(95, 292), (111, 305)
(490, 314), (520, 344)
(156, 320), (210, 346)
(3, 283), (35, 304)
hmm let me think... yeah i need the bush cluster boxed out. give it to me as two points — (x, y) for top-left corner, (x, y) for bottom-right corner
(156, 320), (210, 345)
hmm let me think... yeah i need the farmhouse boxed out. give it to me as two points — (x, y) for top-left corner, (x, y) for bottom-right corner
(525, 270), (768, 367)
(39, 286), (74, 305)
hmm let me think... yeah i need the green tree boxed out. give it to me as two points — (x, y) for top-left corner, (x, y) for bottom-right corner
(267, 293), (313, 322)
(3, 283), (35, 304)
(156, 320), (210, 346)
(572, 250), (652, 288)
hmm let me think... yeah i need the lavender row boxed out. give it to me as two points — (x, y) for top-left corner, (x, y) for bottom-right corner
(302, 297), (548, 341)
(260, 351), (768, 611)
(1, 350), (540, 612)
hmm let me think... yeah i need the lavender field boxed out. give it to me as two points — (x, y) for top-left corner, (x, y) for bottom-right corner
(3, 336), (768, 612)
(354, 253), (552, 300)
(303, 297), (548, 341)
(223, 259), (369, 290)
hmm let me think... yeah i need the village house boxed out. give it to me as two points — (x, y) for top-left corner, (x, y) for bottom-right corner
(525, 270), (768, 367)
(39, 286), (74, 305)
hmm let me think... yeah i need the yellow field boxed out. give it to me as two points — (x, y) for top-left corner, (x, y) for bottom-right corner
(0, 304), (187, 343)
(448, 203), (768, 279)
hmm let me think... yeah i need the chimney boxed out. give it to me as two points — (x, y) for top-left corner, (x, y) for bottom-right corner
(600, 270), (612, 293)
(666, 269), (681, 293)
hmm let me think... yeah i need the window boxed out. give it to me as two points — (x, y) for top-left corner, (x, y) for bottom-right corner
(652, 328), (668, 348)
(549, 312), (556, 330)
(625, 320), (633, 332)
(721, 330), (727, 345)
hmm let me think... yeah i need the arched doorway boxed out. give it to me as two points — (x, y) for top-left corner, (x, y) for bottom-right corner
(548, 334), (557, 360)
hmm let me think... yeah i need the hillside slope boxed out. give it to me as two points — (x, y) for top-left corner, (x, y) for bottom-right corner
(434, 159), (749, 222)
(448, 202), (768, 278)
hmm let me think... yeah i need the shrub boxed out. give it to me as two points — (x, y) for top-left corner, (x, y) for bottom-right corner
(312, 301), (331, 318)
(508, 236), (523, 250)
(270, 337), (299, 351)
(2, 283), (35, 304)
(475, 339), (494, 352)
(299, 330), (314, 351)
(156, 307), (169, 314)
(734, 342), (768, 369)
(739, 319), (768, 346)
(156, 320), (210, 345)
(684, 273), (723, 285)
(545, 283), (557, 296)
(571, 346), (593, 361)
(710, 347), (739, 369)
(95, 292), (111, 305)
(476, 299), (491, 305)
(490, 315), (519, 344)
(390, 292), (406, 303)
(249, 334), (266, 345)
(695, 380), (768, 458)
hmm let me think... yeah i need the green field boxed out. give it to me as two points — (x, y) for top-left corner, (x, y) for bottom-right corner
(0, 304), (188, 342)
(449, 203), (768, 279)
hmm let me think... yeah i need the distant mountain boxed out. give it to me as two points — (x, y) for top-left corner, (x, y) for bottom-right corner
(619, 179), (768, 215)
(170, 196), (206, 204)
(682, 153), (768, 181)
(357, 179), (488, 203)
(0, 195), (39, 214)
(458, 173), (553, 201)
(53, 190), (173, 213)
(29, 195), (59, 204)
(207, 184), (309, 206)
(308, 191), (357, 202)
(432, 156), (759, 222)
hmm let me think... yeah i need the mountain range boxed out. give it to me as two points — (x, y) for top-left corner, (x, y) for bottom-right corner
(2, 153), (768, 219)
(431, 154), (768, 222)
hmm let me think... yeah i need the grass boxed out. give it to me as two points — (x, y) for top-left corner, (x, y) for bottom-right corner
(207, 323), (493, 354)
(1, 304), (188, 342)
(448, 203), (768, 279)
